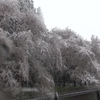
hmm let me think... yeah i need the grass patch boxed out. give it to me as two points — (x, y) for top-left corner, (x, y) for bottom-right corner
(55, 86), (88, 93)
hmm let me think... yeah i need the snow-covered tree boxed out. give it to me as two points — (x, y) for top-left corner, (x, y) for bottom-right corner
(0, 0), (46, 34)
(49, 28), (100, 86)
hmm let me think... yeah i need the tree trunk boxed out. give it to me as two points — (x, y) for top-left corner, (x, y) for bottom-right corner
(74, 80), (76, 86)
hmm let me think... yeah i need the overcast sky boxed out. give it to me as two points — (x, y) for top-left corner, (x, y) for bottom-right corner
(34, 0), (100, 40)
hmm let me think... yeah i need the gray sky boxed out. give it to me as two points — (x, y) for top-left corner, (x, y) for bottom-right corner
(34, 0), (100, 40)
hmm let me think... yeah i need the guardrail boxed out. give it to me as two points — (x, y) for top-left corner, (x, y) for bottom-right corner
(59, 88), (100, 100)
(21, 88), (100, 100)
